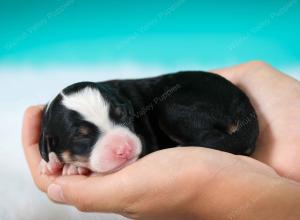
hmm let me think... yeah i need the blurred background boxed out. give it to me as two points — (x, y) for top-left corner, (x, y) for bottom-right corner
(0, 0), (299, 219)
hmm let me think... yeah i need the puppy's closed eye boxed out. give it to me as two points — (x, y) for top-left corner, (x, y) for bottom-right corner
(72, 125), (95, 155)
(76, 121), (98, 137)
(73, 122), (99, 143)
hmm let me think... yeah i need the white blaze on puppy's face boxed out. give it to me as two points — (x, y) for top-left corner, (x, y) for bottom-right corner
(61, 87), (142, 173)
(61, 87), (113, 131)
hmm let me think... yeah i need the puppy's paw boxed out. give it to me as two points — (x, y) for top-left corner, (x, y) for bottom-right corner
(39, 159), (50, 175)
(39, 152), (63, 175)
(62, 164), (90, 176)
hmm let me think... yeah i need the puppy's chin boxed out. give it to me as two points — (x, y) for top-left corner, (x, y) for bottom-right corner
(88, 154), (140, 174)
(89, 126), (142, 173)
(92, 156), (139, 174)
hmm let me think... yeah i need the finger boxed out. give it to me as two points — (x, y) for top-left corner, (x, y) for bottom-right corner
(22, 105), (57, 192)
(211, 61), (263, 74)
(22, 105), (44, 147)
(48, 173), (129, 213)
(210, 62), (248, 82)
(211, 61), (268, 84)
(25, 143), (58, 192)
(22, 105), (44, 177)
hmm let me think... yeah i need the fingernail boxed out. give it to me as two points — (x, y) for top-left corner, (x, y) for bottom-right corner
(48, 184), (65, 203)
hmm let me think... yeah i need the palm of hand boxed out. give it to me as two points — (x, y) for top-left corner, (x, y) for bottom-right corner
(214, 61), (300, 181)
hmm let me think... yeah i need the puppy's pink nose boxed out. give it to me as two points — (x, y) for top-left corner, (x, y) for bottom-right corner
(114, 142), (133, 159)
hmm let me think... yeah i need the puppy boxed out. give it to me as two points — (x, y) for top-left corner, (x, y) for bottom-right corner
(39, 71), (259, 175)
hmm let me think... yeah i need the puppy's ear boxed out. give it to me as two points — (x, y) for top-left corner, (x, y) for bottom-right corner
(39, 133), (58, 162)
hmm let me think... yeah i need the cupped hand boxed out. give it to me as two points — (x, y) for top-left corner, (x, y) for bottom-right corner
(22, 61), (300, 219)
(23, 105), (285, 220)
(213, 61), (300, 181)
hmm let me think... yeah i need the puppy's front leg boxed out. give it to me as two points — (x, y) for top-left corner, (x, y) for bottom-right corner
(62, 164), (90, 175)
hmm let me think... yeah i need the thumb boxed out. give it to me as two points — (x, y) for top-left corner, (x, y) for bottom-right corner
(47, 174), (129, 213)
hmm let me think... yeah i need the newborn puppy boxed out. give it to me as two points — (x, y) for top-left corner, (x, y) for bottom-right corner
(39, 71), (259, 175)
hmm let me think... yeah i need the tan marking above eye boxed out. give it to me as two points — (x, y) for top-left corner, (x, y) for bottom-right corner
(79, 126), (90, 136)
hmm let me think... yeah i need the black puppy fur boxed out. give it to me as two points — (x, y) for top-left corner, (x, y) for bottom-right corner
(40, 71), (259, 163)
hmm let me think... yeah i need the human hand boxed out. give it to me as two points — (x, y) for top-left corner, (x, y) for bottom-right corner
(213, 61), (300, 181)
(22, 61), (300, 219)
(23, 105), (300, 220)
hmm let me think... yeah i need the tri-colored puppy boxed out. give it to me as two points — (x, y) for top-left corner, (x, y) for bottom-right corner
(39, 71), (259, 175)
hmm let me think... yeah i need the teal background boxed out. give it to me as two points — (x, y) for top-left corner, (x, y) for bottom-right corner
(0, 0), (299, 70)
(0, 2), (299, 219)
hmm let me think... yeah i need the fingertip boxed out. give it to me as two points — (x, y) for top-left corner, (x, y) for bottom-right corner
(23, 105), (45, 126)
(24, 105), (44, 117)
(22, 105), (44, 147)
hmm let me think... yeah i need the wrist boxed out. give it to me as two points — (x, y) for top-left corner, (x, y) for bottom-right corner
(192, 172), (300, 220)
(241, 177), (300, 220)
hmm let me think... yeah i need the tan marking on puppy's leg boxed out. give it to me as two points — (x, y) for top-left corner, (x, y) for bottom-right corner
(61, 150), (73, 163)
(227, 121), (240, 135)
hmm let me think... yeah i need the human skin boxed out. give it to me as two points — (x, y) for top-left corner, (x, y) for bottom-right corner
(212, 61), (300, 182)
(22, 61), (300, 219)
